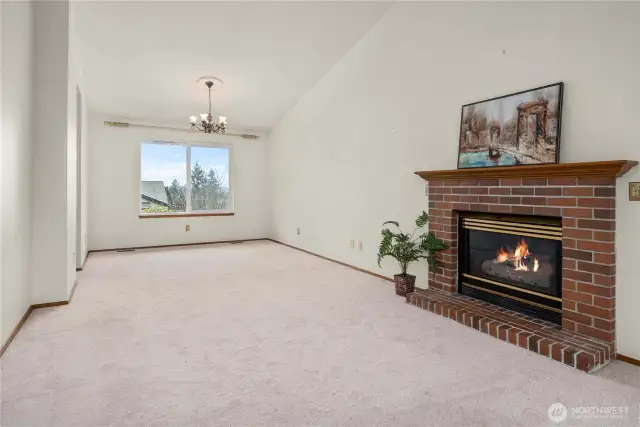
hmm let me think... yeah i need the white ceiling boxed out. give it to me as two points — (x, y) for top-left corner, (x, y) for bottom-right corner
(73, 1), (390, 133)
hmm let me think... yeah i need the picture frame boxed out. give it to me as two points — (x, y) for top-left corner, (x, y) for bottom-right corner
(457, 82), (563, 169)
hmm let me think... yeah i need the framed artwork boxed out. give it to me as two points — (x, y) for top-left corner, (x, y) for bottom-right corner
(457, 82), (563, 169)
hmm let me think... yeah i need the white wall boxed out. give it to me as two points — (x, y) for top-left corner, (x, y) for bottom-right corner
(268, 3), (640, 358)
(69, 0), (89, 265)
(66, 62), (78, 296)
(0, 1), (34, 342)
(31, 0), (72, 304)
(1, 0), (4, 343)
(88, 114), (269, 250)
(67, 1), (88, 291)
(79, 90), (89, 266)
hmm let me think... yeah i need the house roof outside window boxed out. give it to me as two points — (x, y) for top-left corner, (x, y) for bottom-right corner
(141, 181), (169, 206)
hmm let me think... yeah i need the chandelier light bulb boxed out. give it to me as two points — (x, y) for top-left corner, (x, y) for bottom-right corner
(189, 116), (197, 124)
(218, 116), (227, 124)
(200, 113), (208, 122)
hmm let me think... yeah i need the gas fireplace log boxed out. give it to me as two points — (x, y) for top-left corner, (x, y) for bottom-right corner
(480, 260), (554, 290)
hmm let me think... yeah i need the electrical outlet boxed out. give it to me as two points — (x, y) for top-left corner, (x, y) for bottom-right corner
(350, 239), (355, 248)
(630, 182), (640, 201)
(358, 241), (363, 250)
(185, 224), (190, 232)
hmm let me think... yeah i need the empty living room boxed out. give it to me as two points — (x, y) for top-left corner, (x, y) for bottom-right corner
(2, 1), (640, 426)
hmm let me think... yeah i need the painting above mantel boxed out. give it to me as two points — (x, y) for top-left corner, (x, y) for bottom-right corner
(458, 83), (563, 169)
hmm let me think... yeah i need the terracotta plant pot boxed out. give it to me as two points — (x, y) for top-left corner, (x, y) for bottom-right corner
(394, 273), (416, 296)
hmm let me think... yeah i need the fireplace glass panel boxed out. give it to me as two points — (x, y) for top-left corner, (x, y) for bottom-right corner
(466, 228), (561, 297)
(459, 214), (563, 323)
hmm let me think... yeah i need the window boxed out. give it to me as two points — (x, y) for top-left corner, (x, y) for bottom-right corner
(140, 141), (231, 216)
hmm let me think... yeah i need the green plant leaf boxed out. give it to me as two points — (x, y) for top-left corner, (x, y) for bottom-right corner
(420, 232), (447, 270)
(377, 229), (394, 268)
(382, 220), (400, 228)
(426, 253), (439, 269)
(415, 211), (429, 228)
(395, 233), (411, 243)
(421, 232), (447, 252)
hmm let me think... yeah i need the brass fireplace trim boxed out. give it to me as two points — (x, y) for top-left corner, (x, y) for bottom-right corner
(462, 225), (563, 241)
(463, 218), (562, 232)
(462, 282), (563, 314)
(462, 273), (562, 302)
(459, 212), (561, 227)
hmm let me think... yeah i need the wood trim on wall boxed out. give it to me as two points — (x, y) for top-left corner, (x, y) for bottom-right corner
(268, 239), (393, 283)
(68, 280), (79, 303)
(31, 300), (68, 310)
(87, 238), (269, 254)
(616, 353), (640, 367)
(139, 212), (235, 219)
(0, 280), (79, 357)
(76, 254), (88, 271)
(0, 307), (34, 357)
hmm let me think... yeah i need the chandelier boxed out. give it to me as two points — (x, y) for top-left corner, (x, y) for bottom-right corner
(189, 80), (227, 134)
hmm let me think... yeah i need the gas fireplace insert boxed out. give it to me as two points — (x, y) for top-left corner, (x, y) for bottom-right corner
(458, 213), (562, 324)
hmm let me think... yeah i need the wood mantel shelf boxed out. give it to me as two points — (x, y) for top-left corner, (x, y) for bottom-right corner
(415, 160), (637, 181)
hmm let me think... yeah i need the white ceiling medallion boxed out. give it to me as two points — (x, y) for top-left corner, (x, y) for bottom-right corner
(195, 76), (223, 88)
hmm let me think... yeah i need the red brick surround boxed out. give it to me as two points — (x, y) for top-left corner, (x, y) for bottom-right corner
(426, 176), (617, 350)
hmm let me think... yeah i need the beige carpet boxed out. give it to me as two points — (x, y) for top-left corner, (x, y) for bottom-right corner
(2, 240), (639, 426)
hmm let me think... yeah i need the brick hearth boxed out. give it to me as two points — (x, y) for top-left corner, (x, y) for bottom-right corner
(406, 289), (610, 372)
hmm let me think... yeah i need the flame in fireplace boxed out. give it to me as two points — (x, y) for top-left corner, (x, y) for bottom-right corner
(514, 239), (529, 259)
(494, 239), (539, 272)
(496, 246), (509, 263)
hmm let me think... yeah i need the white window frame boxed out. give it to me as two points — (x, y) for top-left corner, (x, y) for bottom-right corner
(139, 139), (234, 217)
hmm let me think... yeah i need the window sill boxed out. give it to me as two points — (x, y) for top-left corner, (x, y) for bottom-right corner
(139, 212), (235, 219)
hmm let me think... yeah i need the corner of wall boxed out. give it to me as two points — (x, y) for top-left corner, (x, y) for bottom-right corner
(0, 0), (37, 343)
(29, 0), (72, 305)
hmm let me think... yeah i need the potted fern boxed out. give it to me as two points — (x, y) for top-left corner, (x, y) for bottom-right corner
(377, 211), (447, 296)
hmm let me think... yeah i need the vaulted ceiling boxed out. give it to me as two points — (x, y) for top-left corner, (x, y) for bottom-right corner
(73, 1), (390, 133)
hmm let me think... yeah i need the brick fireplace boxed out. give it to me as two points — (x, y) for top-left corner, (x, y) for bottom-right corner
(410, 160), (637, 372)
